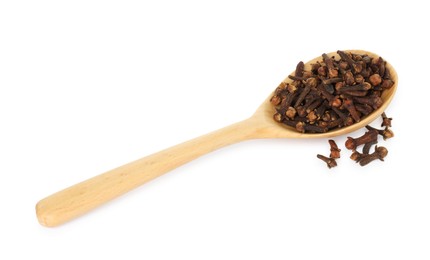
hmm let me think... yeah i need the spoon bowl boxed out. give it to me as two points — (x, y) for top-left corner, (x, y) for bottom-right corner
(36, 50), (397, 227)
(251, 49), (397, 139)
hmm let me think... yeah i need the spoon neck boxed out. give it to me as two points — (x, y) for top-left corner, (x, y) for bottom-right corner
(200, 118), (261, 145)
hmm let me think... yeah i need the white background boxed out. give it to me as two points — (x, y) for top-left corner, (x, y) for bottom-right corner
(1, 1), (429, 259)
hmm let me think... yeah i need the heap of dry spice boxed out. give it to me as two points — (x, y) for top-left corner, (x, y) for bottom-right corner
(271, 51), (394, 133)
(317, 112), (394, 168)
(347, 112), (394, 166)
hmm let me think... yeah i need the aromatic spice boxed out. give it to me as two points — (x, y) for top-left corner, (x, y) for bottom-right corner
(320, 112), (394, 168)
(345, 129), (378, 150)
(358, 146), (388, 166)
(317, 154), (337, 169)
(328, 139), (341, 159)
(271, 51), (394, 133)
(381, 112), (392, 127)
(317, 140), (340, 168)
(350, 150), (366, 162)
(365, 125), (394, 140)
(347, 113), (394, 166)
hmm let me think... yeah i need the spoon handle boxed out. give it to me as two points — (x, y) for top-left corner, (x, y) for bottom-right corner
(36, 118), (258, 227)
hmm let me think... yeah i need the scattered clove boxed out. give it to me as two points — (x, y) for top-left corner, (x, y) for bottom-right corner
(381, 112), (392, 127)
(316, 140), (341, 169)
(315, 111), (394, 168)
(365, 125), (394, 140)
(350, 150), (366, 163)
(345, 129), (378, 150)
(359, 146), (388, 166)
(328, 140), (341, 159)
(346, 112), (394, 166)
(317, 154), (337, 169)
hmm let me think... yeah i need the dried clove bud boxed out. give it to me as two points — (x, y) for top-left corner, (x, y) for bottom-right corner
(322, 53), (338, 78)
(317, 154), (337, 169)
(287, 83), (298, 93)
(343, 99), (361, 122)
(317, 66), (327, 77)
(328, 139), (341, 158)
(294, 78), (316, 108)
(345, 129), (378, 150)
(355, 103), (374, 116)
(382, 128), (394, 140)
(369, 74), (382, 86)
(350, 150), (366, 162)
(353, 95), (383, 110)
(270, 95), (281, 106)
(381, 79), (394, 89)
(307, 111), (318, 123)
(359, 146), (388, 166)
(295, 61), (305, 77)
(365, 125), (394, 140)
(285, 107), (297, 119)
(337, 50), (362, 73)
(355, 74), (365, 84)
(344, 71), (355, 85)
(338, 82), (372, 92)
(296, 122), (327, 133)
(273, 112), (282, 122)
(322, 77), (343, 85)
(381, 112), (392, 127)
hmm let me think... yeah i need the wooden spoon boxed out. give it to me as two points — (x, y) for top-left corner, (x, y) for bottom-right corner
(36, 50), (397, 227)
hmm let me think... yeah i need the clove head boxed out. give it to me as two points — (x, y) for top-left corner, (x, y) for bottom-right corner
(381, 112), (392, 127)
(345, 137), (356, 150)
(369, 74), (382, 86)
(374, 146), (388, 160)
(382, 128), (394, 140)
(365, 125), (394, 140)
(350, 151), (365, 162)
(270, 95), (281, 106)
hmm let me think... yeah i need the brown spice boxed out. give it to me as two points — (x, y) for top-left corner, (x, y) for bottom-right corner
(270, 95), (281, 106)
(285, 107), (297, 119)
(270, 51), (394, 133)
(381, 79), (394, 89)
(317, 154), (337, 169)
(328, 140), (341, 159)
(345, 129), (378, 150)
(359, 146), (388, 166)
(350, 150), (366, 162)
(346, 112), (394, 166)
(381, 112), (392, 127)
(366, 125), (394, 140)
(369, 74), (382, 86)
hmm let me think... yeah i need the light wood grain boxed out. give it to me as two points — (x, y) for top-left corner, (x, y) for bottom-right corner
(36, 50), (397, 227)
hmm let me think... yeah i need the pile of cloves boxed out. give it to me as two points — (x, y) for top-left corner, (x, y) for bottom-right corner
(317, 112), (394, 168)
(271, 51), (394, 133)
(347, 112), (393, 166)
